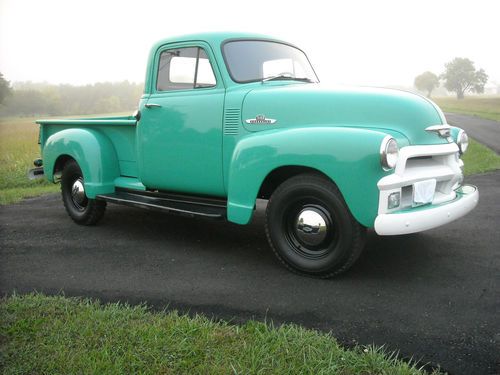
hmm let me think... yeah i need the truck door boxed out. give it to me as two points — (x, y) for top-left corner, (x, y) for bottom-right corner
(138, 43), (225, 197)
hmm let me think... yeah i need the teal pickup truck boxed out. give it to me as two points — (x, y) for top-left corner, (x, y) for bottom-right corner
(31, 32), (478, 277)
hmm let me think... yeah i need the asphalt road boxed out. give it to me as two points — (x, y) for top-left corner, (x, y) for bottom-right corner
(446, 113), (500, 153)
(1, 171), (499, 375)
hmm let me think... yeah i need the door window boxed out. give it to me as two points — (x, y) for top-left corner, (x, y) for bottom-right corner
(157, 47), (216, 91)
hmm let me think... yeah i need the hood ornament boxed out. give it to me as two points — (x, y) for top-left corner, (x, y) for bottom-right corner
(425, 124), (451, 138)
(245, 115), (277, 124)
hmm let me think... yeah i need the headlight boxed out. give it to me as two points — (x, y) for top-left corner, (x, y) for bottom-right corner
(380, 136), (399, 170)
(457, 129), (469, 154)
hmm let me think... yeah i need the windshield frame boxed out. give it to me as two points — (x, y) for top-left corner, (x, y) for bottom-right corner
(221, 38), (319, 84)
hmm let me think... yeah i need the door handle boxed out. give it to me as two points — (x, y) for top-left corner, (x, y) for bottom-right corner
(145, 103), (162, 108)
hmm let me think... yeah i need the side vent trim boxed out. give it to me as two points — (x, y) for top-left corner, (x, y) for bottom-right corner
(224, 108), (240, 135)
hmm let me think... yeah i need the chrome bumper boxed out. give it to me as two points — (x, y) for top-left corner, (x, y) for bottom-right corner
(28, 167), (44, 180)
(374, 185), (478, 235)
(27, 158), (44, 180)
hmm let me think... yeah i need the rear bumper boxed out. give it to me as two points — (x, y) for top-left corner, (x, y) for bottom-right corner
(374, 185), (478, 235)
(27, 167), (44, 180)
(27, 158), (44, 180)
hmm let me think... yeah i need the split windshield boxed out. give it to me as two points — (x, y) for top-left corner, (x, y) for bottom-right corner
(223, 40), (319, 83)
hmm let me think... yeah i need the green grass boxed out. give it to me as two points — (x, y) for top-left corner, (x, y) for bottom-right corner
(0, 113), (129, 204)
(462, 139), (500, 175)
(0, 294), (442, 375)
(0, 116), (58, 204)
(433, 96), (500, 122)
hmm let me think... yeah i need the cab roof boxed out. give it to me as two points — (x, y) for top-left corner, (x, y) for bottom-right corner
(144, 32), (299, 93)
(149, 32), (288, 51)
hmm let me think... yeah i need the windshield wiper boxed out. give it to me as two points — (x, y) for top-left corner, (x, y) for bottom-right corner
(262, 74), (314, 83)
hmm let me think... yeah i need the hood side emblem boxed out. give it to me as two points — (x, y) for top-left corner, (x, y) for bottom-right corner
(425, 124), (451, 138)
(245, 115), (277, 124)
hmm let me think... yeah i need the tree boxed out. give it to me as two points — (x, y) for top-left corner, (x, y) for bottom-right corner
(441, 58), (488, 99)
(0, 81), (143, 117)
(414, 71), (440, 98)
(0, 72), (12, 105)
(94, 95), (122, 114)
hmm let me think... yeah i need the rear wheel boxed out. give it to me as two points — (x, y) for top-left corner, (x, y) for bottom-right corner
(61, 159), (106, 225)
(265, 173), (366, 278)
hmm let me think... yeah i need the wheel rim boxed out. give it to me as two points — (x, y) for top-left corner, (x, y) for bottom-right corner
(284, 201), (339, 259)
(70, 177), (88, 211)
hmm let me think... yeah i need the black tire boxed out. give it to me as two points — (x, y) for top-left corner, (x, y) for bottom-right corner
(265, 173), (366, 278)
(61, 159), (106, 225)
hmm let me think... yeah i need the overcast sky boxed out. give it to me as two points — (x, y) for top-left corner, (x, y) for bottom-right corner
(1, 0), (498, 87)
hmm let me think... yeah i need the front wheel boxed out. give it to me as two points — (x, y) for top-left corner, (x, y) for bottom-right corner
(265, 173), (366, 278)
(61, 159), (106, 225)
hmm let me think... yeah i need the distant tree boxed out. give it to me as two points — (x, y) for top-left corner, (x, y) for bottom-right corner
(95, 95), (122, 114)
(414, 71), (440, 98)
(441, 58), (488, 99)
(6, 90), (47, 116)
(0, 72), (12, 104)
(0, 81), (144, 117)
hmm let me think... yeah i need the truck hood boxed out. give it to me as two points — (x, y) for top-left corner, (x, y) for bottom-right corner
(241, 84), (448, 145)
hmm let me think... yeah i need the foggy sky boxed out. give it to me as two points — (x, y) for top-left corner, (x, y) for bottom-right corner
(1, 0), (498, 87)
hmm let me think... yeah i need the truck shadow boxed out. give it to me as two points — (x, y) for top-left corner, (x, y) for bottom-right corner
(99, 201), (443, 282)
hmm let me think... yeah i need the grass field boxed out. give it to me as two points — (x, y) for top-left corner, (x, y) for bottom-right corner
(463, 139), (500, 175)
(0, 294), (442, 375)
(0, 114), (130, 205)
(0, 116), (59, 204)
(433, 96), (500, 122)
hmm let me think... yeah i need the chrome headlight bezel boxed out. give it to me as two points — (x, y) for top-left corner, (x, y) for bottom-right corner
(457, 129), (469, 154)
(380, 136), (399, 170)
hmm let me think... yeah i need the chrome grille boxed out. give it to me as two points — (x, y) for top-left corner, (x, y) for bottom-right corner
(377, 143), (462, 214)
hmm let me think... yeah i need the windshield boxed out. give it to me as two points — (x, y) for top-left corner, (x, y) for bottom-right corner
(223, 40), (319, 83)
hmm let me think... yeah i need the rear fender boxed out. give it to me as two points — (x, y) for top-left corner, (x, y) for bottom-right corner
(42, 128), (120, 198)
(227, 127), (392, 227)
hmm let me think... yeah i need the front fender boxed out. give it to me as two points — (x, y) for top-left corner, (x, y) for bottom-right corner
(449, 126), (462, 143)
(227, 127), (393, 227)
(43, 128), (120, 198)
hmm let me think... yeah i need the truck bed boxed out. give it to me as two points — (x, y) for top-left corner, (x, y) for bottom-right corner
(37, 115), (139, 178)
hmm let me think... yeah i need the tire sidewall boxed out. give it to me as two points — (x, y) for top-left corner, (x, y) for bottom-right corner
(267, 177), (356, 274)
(61, 161), (90, 221)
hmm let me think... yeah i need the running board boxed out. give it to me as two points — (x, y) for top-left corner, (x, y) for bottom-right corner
(96, 191), (226, 219)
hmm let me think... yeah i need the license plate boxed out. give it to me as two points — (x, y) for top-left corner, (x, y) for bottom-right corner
(412, 179), (436, 206)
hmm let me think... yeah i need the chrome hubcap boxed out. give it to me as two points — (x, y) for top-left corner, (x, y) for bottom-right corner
(295, 208), (329, 247)
(71, 178), (86, 206)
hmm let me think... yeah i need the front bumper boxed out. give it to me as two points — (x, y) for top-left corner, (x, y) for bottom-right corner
(375, 184), (478, 235)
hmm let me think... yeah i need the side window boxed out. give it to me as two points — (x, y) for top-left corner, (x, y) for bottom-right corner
(157, 47), (216, 91)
